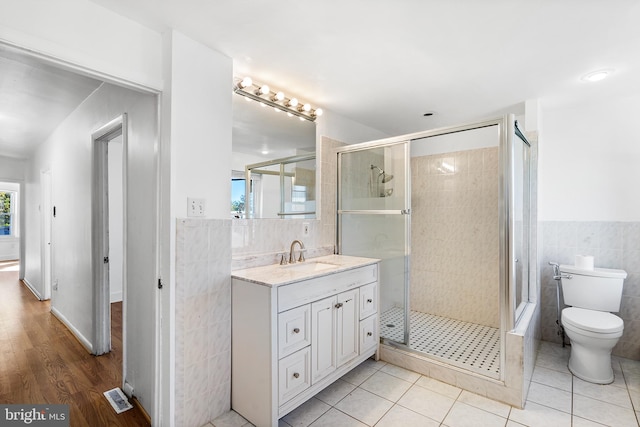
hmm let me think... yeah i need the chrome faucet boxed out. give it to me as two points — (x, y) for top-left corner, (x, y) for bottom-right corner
(289, 240), (306, 264)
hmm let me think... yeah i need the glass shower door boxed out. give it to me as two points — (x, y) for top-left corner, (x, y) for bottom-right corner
(337, 142), (410, 345)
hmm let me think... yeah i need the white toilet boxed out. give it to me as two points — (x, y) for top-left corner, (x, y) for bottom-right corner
(559, 264), (627, 384)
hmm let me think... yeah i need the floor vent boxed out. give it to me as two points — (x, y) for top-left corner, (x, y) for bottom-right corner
(103, 387), (133, 414)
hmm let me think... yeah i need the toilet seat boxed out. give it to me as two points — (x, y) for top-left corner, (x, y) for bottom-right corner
(562, 307), (623, 334)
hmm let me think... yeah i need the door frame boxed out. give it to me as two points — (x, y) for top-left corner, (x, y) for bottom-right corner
(40, 169), (53, 300)
(92, 114), (127, 356)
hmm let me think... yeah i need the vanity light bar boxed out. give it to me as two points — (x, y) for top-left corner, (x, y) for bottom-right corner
(233, 77), (323, 122)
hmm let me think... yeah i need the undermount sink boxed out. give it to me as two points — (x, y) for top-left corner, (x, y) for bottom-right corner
(282, 261), (340, 273)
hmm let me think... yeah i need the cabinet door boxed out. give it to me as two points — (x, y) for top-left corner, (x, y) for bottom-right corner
(336, 289), (359, 367)
(359, 282), (377, 320)
(311, 296), (336, 383)
(278, 304), (311, 358)
(360, 314), (378, 354)
(278, 347), (311, 404)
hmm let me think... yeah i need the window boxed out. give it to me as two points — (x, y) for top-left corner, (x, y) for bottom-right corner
(0, 191), (15, 236)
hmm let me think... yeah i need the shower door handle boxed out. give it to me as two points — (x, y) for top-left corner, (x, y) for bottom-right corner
(401, 209), (411, 215)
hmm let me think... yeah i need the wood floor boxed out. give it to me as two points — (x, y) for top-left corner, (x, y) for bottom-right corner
(0, 260), (150, 426)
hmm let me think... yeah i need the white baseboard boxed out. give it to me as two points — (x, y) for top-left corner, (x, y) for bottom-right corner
(110, 291), (123, 303)
(21, 278), (43, 300)
(51, 306), (94, 354)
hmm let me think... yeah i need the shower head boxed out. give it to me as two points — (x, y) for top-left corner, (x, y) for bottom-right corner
(371, 164), (394, 183)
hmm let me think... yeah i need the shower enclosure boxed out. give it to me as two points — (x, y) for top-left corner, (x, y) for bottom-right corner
(337, 115), (531, 383)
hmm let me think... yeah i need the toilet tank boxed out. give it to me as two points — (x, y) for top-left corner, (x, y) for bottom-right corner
(559, 265), (627, 312)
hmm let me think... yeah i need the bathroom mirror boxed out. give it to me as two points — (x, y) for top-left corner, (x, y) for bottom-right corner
(231, 92), (317, 219)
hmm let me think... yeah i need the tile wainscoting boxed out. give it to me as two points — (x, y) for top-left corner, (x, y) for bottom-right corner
(175, 219), (232, 427)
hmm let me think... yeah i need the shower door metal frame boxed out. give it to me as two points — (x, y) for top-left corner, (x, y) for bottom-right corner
(511, 121), (532, 323)
(337, 115), (528, 382)
(336, 139), (412, 345)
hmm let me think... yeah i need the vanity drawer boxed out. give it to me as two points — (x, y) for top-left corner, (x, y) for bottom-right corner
(278, 347), (311, 405)
(359, 282), (377, 320)
(360, 314), (378, 354)
(278, 304), (311, 358)
(278, 264), (377, 313)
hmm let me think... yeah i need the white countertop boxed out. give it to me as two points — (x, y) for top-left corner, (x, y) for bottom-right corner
(231, 254), (380, 287)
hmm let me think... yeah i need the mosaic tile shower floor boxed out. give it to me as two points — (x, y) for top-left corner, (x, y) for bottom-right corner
(380, 307), (501, 376)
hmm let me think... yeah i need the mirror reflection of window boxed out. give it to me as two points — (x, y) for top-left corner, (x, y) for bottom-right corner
(286, 160), (316, 216)
(231, 171), (261, 219)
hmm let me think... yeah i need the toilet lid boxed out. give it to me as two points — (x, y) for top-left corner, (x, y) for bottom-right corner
(562, 307), (624, 333)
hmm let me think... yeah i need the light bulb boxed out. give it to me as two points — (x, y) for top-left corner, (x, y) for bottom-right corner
(582, 69), (613, 82)
(272, 91), (285, 102)
(259, 85), (270, 95)
(314, 108), (323, 117)
(287, 98), (298, 108)
(239, 76), (252, 88)
(298, 103), (311, 112)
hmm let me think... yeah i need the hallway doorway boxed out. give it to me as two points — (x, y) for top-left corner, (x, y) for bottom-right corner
(92, 116), (126, 358)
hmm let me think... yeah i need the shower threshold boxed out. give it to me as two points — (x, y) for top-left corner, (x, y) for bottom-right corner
(380, 307), (501, 377)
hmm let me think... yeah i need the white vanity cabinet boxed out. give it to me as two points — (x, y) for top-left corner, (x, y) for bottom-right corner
(231, 256), (379, 427)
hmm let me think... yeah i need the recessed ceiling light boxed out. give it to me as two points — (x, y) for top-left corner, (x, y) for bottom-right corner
(582, 69), (613, 82)
(423, 112), (436, 117)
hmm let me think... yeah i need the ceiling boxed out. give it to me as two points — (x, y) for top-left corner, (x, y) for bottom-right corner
(0, 44), (103, 159)
(2, 1), (639, 159)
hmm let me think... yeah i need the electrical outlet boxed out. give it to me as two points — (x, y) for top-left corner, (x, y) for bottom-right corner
(53, 279), (58, 291)
(187, 198), (205, 217)
(302, 222), (310, 237)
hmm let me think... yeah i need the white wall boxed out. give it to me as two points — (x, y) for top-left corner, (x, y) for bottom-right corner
(0, 156), (26, 180)
(316, 108), (390, 144)
(0, 0), (162, 90)
(539, 92), (640, 221)
(168, 31), (233, 220)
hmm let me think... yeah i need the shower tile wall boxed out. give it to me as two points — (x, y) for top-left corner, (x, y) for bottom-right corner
(411, 147), (500, 328)
(539, 221), (640, 360)
(175, 219), (232, 426)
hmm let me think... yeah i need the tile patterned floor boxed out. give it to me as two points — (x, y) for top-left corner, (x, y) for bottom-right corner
(207, 341), (640, 427)
(380, 307), (501, 377)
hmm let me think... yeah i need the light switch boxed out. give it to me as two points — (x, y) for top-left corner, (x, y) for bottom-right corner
(187, 198), (205, 217)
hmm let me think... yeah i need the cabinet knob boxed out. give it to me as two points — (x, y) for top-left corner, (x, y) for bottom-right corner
(335, 302), (343, 309)
(293, 328), (300, 334)
(367, 332), (373, 336)
(293, 373), (300, 379)
(367, 299), (373, 303)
